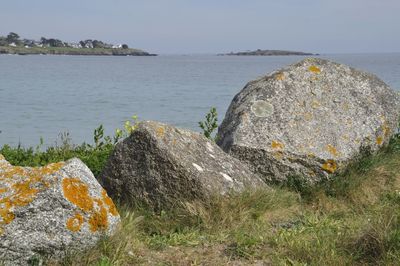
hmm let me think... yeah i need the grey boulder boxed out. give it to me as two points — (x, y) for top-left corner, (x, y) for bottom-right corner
(0, 155), (120, 265)
(217, 58), (400, 183)
(99, 121), (266, 209)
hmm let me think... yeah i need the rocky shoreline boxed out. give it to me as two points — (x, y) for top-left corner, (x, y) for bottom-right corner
(0, 46), (157, 56)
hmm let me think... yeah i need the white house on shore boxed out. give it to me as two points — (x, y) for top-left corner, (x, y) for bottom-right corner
(69, 43), (82, 48)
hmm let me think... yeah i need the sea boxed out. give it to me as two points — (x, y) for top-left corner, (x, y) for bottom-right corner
(1, 53), (399, 147)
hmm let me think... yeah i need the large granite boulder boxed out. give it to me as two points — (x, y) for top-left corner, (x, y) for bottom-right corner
(217, 58), (400, 183)
(99, 121), (266, 209)
(0, 155), (120, 265)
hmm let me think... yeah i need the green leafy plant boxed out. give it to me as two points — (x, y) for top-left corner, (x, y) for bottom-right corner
(115, 115), (139, 140)
(0, 116), (140, 177)
(199, 107), (218, 140)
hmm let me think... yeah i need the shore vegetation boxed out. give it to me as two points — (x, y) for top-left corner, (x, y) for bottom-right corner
(1, 116), (400, 265)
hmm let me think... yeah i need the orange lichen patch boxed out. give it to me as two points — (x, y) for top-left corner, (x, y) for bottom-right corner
(40, 162), (64, 175)
(63, 182), (118, 233)
(156, 126), (165, 138)
(276, 73), (285, 81)
(102, 190), (118, 216)
(0, 166), (25, 179)
(376, 136), (383, 145)
(326, 145), (339, 157)
(0, 161), (65, 234)
(88, 200), (108, 232)
(11, 182), (39, 206)
(0, 203), (15, 225)
(62, 178), (94, 212)
(66, 212), (84, 232)
(271, 141), (285, 150)
(322, 160), (337, 173)
(308, 65), (321, 73)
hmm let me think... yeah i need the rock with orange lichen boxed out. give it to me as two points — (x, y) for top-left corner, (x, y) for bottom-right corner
(217, 58), (400, 183)
(0, 156), (120, 265)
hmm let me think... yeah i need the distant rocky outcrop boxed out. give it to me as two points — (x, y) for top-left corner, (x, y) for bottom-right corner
(0, 156), (120, 265)
(221, 49), (315, 56)
(217, 58), (400, 183)
(99, 121), (266, 209)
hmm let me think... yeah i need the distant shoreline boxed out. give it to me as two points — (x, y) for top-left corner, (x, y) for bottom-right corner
(0, 46), (157, 56)
(219, 49), (316, 56)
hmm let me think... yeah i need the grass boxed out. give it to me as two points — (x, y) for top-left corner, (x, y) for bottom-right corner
(1, 127), (400, 265)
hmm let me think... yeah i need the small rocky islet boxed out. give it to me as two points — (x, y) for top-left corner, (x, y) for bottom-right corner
(1, 58), (399, 264)
(220, 49), (315, 56)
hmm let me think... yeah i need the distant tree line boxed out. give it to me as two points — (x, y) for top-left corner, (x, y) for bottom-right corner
(0, 32), (130, 49)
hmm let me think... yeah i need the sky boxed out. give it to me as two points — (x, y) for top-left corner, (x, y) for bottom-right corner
(0, 0), (399, 54)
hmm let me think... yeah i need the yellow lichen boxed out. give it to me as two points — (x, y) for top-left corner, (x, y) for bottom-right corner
(276, 73), (285, 81)
(0, 161), (64, 234)
(308, 65), (321, 73)
(66, 212), (84, 232)
(311, 100), (321, 109)
(11, 182), (39, 206)
(304, 112), (313, 121)
(62, 178), (94, 212)
(307, 152), (316, 158)
(273, 151), (284, 160)
(1, 166), (25, 179)
(156, 126), (165, 138)
(0, 159), (118, 235)
(326, 144), (339, 157)
(0, 203), (15, 225)
(376, 136), (383, 145)
(102, 190), (118, 216)
(271, 141), (285, 150)
(62, 180), (120, 233)
(322, 160), (337, 173)
(382, 121), (391, 138)
(88, 199), (108, 232)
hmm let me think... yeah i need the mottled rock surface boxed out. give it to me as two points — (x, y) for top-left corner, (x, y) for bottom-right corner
(0, 155), (120, 265)
(217, 58), (400, 183)
(100, 121), (266, 209)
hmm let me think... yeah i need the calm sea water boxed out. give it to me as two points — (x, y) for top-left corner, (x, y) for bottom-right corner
(1, 53), (400, 147)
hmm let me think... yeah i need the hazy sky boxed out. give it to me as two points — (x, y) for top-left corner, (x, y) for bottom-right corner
(1, 0), (399, 54)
